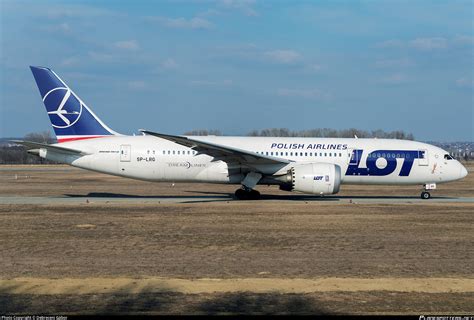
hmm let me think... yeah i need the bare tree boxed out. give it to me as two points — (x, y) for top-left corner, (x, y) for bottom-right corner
(0, 131), (57, 164)
(24, 130), (56, 143)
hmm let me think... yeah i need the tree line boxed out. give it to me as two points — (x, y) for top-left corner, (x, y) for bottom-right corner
(246, 128), (415, 140)
(185, 128), (415, 140)
(0, 131), (57, 164)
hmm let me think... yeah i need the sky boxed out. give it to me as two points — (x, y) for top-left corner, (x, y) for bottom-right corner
(0, 0), (473, 141)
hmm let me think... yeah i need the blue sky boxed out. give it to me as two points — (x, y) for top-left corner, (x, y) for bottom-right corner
(0, 0), (473, 141)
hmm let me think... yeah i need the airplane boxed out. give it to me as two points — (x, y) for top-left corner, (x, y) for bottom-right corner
(15, 66), (468, 200)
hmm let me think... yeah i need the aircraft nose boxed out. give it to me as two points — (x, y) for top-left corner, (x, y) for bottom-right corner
(460, 164), (468, 179)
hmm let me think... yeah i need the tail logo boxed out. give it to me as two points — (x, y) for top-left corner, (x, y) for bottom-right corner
(43, 87), (83, 129)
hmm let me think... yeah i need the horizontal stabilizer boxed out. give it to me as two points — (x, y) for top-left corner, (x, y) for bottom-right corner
(11, 140), (89, 156)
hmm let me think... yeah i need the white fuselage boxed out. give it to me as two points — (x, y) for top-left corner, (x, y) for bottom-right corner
(41, 135), (467, 187)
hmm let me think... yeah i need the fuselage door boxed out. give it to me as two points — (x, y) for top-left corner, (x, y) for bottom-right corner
(348, 148), (359, 165)
(418, 149), (428, 166)
(120, 144), (131, 162)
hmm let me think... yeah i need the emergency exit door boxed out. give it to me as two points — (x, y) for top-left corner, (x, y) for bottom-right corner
(120, 145), (131, 162)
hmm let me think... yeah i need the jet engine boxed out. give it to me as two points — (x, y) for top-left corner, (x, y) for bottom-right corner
(280, 163), (342, 195)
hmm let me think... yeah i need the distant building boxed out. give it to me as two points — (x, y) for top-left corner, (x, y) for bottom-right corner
(428, 141), (474, 161)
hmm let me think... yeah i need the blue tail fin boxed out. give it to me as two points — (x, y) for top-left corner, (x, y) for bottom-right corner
(30, 66), (119, 143)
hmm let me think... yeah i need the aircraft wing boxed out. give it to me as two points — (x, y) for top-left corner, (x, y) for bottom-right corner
(11, 140), (89, 156)
(140, 130), (292, 165)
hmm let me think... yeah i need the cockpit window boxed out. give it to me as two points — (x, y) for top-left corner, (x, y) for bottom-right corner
(444, 154), (454, 160)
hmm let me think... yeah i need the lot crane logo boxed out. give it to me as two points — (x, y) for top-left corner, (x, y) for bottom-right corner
(43, 87), (83, 128)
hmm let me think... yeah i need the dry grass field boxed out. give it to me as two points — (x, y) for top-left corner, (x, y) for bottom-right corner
(0, 163), (473, 315)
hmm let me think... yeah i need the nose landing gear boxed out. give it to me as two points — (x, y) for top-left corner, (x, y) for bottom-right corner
(421, 183), (436, 200)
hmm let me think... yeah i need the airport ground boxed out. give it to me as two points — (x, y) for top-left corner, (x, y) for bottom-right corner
(0, 164), (473, 315)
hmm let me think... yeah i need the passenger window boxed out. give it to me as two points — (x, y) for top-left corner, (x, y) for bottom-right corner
(168, 150), (170, 155)
(324, 153), (327, 157)
(286, 152), (288, 156)
(300, 152), (303, 156)
(173, 150), (175, 155)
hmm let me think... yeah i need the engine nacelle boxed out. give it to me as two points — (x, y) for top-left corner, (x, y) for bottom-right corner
(286, 163), (342, 195)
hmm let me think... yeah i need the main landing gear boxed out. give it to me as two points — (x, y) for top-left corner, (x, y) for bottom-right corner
(235, 188), (261, 200)
(421, 183), (436, 200)
(234, 171), (262, 200)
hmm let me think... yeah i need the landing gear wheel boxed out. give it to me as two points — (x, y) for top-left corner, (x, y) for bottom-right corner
(249, 189), (261, 200)
(421, 191), (431, 200)
(235, 189), (247, 200)
(234, 188), (260, 200)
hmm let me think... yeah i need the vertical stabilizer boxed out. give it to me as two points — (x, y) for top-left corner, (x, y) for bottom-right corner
(30, 66), (120, 143)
